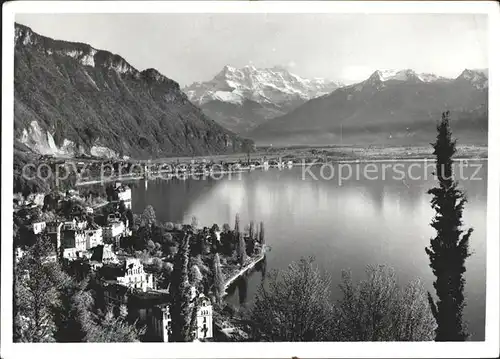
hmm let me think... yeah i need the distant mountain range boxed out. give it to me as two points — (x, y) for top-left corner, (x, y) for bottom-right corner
(248, 68), (488, 146)
(14, 23), (250, 159)
(14, 22), (488, 157)
(184, 65), (342, 134)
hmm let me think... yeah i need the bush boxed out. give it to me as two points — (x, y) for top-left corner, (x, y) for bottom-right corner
(246, 259), (436, 342)
(332, 265), (436, 341)
(248, 257), (334, 341)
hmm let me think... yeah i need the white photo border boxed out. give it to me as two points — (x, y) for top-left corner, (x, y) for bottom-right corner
(1, 1), (499, 358)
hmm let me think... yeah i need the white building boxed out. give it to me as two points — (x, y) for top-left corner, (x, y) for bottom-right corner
(195, 294), (213, 340)
(27, 193), (45, 207)
(15, 247), (25, 263)
(61, 229), (87, 260)
(101, 244), (119, 264)
(85, 223), (103, 249)
(103, 220), (126, 244)
(30, 221), (47, 235)
(116, 258), (155, 292)
(63, 218), (87, 231)
(117, 185), (132, 209)
(153, 291), (213, 342)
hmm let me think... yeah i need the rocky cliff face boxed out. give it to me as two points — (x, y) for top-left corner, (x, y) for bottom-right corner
(14, 23), (251, 159)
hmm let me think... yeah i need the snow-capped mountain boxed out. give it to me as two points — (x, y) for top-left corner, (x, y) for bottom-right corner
(183, 65), (342, 134)
(250, 68), (488, 146)
(365, 69), (452, 85)
(456, 68), (488, 90)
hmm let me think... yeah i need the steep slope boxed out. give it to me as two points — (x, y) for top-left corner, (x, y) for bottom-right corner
(249, 69), (488, 146)
(183, 65), (341, 134)
(14, 23), (251, 159)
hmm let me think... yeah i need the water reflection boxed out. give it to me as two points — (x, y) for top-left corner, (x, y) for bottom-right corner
(131, 161), (487, 340)
(225, 259), (266, 307)
(237, 275), (248, 306)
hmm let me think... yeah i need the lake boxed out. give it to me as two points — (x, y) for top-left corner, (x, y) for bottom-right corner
(131, 160), (487, 341)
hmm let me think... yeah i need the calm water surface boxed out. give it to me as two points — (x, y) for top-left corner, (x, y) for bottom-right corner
(131, 161), (487, 340)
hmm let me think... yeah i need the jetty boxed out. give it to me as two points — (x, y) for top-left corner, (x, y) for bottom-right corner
(223, 249), (266, 296)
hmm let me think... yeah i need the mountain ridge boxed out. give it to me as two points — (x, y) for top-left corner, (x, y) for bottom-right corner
(14, 22), (251, 159)
(183, 65), (342, 134)
(248, 68), (488, 146)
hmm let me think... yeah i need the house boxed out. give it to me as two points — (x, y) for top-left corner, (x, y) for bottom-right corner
(63, 218), (87, 231)
(106, 212), (121, 222)
(103, 220), (126, 245)
(115, 183), (132, 209)
(30, 221), (47, 235)
(101, 257), (155, 293)
(195, 294), (214, 340)
(67, 189), (80, 198)
(117, 258), (155, 292)
(42, 251), (58, 264)
(85, 207), (94, 215)
(15, 247), (25, 263)
(85, 222), (103, 249)
(99, 263), (213, 342)
(90, 244), (119, 268)
(149, 291), (213, 342)
(61, 229), (87, 259)
(22, 201), (38, 209)
(27, 193), (45, 207)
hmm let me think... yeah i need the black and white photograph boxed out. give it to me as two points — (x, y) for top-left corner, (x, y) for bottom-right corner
(1, 1), (499, 358)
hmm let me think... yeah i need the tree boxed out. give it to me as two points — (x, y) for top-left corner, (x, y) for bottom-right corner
(247, 257), (334, 341)
(14, 235), (63, 342)
(147, 239), (156, 252)
(118, 200), (127, 214)
(169, 234), (194, 342)
(84, 307), (143, 342)
(332, 265), (436, 341)
(237, 233), (247, 265)
(105, 184), (117, 202)
(248, 220), (256, 241)
(247, 236), (255, 256)
(165, 222), (174, 231)
(141, 205), (156, 227)
(234, 213), (241, 240)
(222, 223), (231, 233)
(212, 253), (225, 305)
(426, 111), (473, 341)
(53, 276), (94, 342)
(125, 209), (134, 229)
(259, 221), (265, 245)
(191, 216), (199, 230)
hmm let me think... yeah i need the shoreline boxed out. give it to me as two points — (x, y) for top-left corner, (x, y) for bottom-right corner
(74, 156), (488, 186)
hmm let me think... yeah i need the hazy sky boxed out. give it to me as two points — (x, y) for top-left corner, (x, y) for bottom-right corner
(16, 13), (488, 85)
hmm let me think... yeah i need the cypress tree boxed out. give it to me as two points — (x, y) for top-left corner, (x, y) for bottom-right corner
(212, 253), (225, 305)
(169, 234), (193, 342)
(188, 293), (200, 341)
(426, 111), (473, 341)
(234, 213), (240, 241)
(259, 221), (265, 246)
(249, 220), (256, 241)
(238, 232), (247, 266)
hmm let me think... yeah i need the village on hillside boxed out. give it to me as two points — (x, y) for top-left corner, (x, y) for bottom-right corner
(13, 181), (267, 342)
